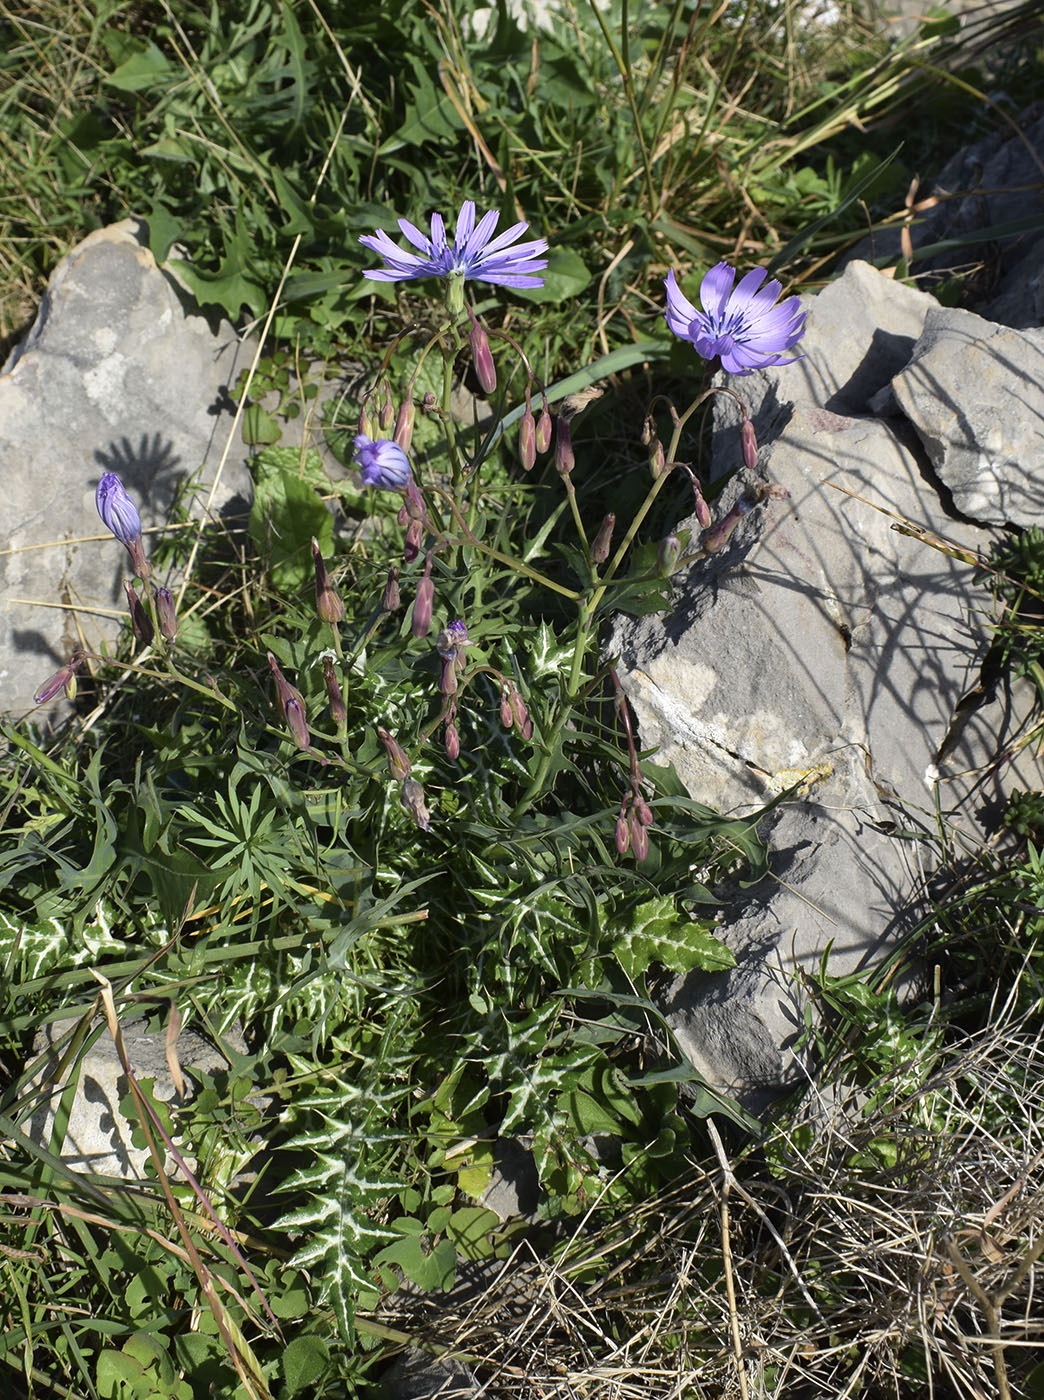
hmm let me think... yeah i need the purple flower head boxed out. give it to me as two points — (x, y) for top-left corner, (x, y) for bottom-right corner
(665, 264), (806, 375)
(96, 472), (142, 545)
(353, 434), (412, 490)
(360, 200), (548, 290)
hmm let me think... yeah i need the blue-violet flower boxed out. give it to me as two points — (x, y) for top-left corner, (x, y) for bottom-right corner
(665, 264), (805, 375)
(354, 434), (412, 490)
(97, 471), (150, 578)
(360, 200), (548, 289)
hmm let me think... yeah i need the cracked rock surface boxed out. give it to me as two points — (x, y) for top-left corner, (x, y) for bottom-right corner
(611, 260), (1044, 1102)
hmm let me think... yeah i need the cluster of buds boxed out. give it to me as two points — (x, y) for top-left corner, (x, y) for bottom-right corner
(517, 387), (553, 471)
(399, 481), (428, 564)
(378, 726), (431, 831)
(498, 679), (533, 740)
(615, 789), (653, 862)
(268, 652), (326, 764)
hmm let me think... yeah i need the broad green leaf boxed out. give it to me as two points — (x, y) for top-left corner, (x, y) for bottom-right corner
(614, 896), (735, 979)
(281, 1335), (330, 1396)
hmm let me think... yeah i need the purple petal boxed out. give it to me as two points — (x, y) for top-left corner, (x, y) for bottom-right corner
(699, 262), (736, 320)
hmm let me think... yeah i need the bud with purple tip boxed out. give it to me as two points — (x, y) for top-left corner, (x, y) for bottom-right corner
(404, 518), (423, 565)
(378, 727), (411, 781)
(34, 650), (86, 705)
(468, 309), (497, 396)
(268, 652), (311, 752)
(312, 537), (344, 624)
(701, 496), (753, 554)
(353, 434), (413, 491)
(382, 566), (401, 613)
(97, 472), (150, 580)
(153, 586), (178, 641)
(554, 416), (574, 475)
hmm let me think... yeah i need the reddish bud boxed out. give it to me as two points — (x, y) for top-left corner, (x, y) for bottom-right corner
(412, 568), (434, 638)
(741, 417), (759, 471)
(267, 652), (312, 753)
(535, 396), (552, 453)
(34, 650), (86, 705)
(468, 310), (497, 396)
(649, 438), (666, 479)
(422, 391), (438, 414)
(509, 686), (533, 740)
(382, 566), (400, 612)
(500, 692), (514, 729)
(554, 416), (574, 475)
(153, 586), (178, 640)
(701, 497), (753, 554)
(404, 517), (423, 564)
(394, 397), (415, 452)
(445, 721), (460, 761)
(124, 580), (154, 645)
(439, 656), (458, 695)
(615, 815), (631, 855)
(629, 809), (649, 862)
(312, 537), (344, 625)
(400, 777), (431, 831)
(519, 404), (537, 471)
(378, 726), (411, 781)
(379, 386), (394, 431)
(692, 480), (712, 530)
(591, 513), (615, 565)
(321, 652), (346, 727)
(635, 796), (654, 827)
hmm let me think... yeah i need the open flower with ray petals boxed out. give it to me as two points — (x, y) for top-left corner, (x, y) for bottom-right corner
(360, 200), (548, 289)
(665, 264), (805, 375)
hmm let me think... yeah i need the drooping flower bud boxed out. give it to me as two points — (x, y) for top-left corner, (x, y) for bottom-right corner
(615, 814), (631, 855)
(153, 586), (178, 640)
(378, 726), (411, 781)
(656, 534), (682, 577)
(394, 397), (415, 452)
(267, 652), (313, 753)
(649, 438), (666, 480)
(321, 651), (346, 728)
(124, 580), (154, 644)
(591, 513), (615, 565)
(554, 416), (574, 475)
(468, 309), (497, 396)
(701, 497), (753, 554)
(508, 685), (533, 740)
(445, 720), (460, 762)
(403, 482), (427, 521)
(629, 807), (649, 862)
(500, 690), (514, 729)
(741, 417), (759, 471)
(635, 795), (654, 827)
(692, 479), (712, 530)
(535, 396), (552, 454)
(640, 416), (654, 447)
(34, 650), (86, 705)
(97, 472), (150, 581)
(519, 399), (537, 472)
(411, 563), (434, 639)
(379, 382), (395, 431)
(404, 518), (423, 564)
(439, 656), (458, 695)
(382, 566), (401, 612)
(357, 403), (376, 439)
(400, 777), (431, 832)
(312, 537), (344, 625)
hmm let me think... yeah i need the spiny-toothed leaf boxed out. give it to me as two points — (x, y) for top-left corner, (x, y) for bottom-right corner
(613, 896), (735, 979)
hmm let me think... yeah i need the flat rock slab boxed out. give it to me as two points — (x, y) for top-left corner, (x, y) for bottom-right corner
(0, 220), (254, 717)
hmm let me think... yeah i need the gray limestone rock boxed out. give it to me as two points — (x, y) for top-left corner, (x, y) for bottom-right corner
(891, 304), (1044, 524)
(0, 220), (255, 718)
(614, 258), (1044, 1099)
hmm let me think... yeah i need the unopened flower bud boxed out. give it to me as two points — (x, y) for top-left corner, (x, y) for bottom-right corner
(701, 497), (753, 554)
(412, 568), (434, 638)
(554, 416), (574, 475)
(629, 808), (649, 862)
(267, 652), (313, 753)
(656, 534), (682, 577)
(519, 403), (537, 471)
(591, 513), (615, 565)
(422, 391), (439, 414)
(400, 777), (431, 832)
(403, 482), (426, 521)
(509, 686), (532, 740)
(34, 651), (86, 705)
(378, 726), (411, 781)
(535, 396), (552, 453)
(615, 815), (631, 855)
(312, 538), (344, 624)
(500, 691), (514, 729)
(358, 403), (376, 439)
(321, 652), (346, 727)
(124, 580), (154, 644)
(382, 566), (400, 612)
(468, 310), (497, 396)
(439, 656), (458, 695)
(741, 417), (759, 471)
(404, 517), (423, 564)
(692, 480), (712, 530)
(153, 586), (178, 640)
(394, 397), (415, 452)
(640, 416), (654, 447)
(649, 438), (666, 479)
(379, 384), (394, 430)
(635, 795), (654, 827)
(445, 721), (460, 761)
(97, 472), (150, 581)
